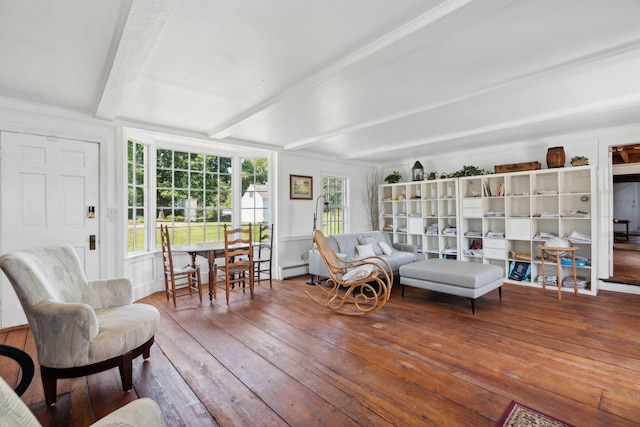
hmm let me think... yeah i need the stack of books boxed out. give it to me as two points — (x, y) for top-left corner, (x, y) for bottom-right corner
(562, 276), (589, 288)
(536, 275), (558, 285)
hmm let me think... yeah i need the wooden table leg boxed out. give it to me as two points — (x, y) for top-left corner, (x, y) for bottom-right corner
(572, 250), (579, 297)
(556, 250), (562, 300)
(208, 251), (216, 300)
(540, 250), (547, 293)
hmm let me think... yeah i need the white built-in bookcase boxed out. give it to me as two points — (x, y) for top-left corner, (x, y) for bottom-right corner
(379, 165), (597, 295)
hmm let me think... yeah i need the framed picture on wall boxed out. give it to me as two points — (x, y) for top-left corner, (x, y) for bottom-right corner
(290, 174), (313, 200)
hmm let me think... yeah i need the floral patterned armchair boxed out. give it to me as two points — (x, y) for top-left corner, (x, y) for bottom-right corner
(0, 374), (164, 426)
(0, 245), (159, 406)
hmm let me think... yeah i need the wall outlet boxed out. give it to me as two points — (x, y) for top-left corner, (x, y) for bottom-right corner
(300, 253), (309, 262)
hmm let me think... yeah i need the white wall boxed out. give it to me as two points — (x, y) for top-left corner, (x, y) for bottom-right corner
(613, 183), (640, 232)
(382, 137), (599, 182)
(277, 152), (373, 277)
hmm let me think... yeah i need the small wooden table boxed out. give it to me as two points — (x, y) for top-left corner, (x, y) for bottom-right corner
(173, 242), (251, 301)
(537, 245), (579, 300)
(613, 219), (630, 241)
(173, 242), (226, 300)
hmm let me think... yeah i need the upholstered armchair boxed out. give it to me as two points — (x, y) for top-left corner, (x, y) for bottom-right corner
(0, 245), (159, 406)
(0, 375), (165, 426)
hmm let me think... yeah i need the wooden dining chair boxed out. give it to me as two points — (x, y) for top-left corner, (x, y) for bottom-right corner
(212, 224), (254, 304)
(253, 223), (274, 288)
(160, 224), (202, 306)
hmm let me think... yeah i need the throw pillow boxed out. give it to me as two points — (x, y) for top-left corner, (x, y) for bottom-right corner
(355, 243), (376, 258)
(342, 264), (375, 282)
(357, 236), (383, 255)
(378, 241), (393, 255)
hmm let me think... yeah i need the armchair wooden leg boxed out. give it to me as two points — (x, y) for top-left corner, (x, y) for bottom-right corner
(40, 336), (155, 406)
(143, 343), (152, 359)
(41, 367), (58, 406)
(119, 352), (134, 392)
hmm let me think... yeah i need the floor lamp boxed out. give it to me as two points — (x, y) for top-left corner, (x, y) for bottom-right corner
(306, 195), (329, 285)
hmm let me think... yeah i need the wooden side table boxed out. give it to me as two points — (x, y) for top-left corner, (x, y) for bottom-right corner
(537, 245), (579, 299)
(613, 219), (630, 241)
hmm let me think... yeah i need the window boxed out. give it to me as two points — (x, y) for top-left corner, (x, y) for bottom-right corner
(156, 149), (232, 246)
(127, 140), (147, 252)
(323, 176), (347, 235)
(240, 158), (269, 226)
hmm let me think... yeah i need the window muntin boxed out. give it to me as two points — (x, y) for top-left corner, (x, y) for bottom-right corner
(323, 176), (347, 235)
(156, 149), (233, 246)
(240, 157), (269, 227)
(127, 140), (146, 253)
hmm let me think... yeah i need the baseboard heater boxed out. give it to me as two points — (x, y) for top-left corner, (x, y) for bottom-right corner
(280, 263), (308, 279)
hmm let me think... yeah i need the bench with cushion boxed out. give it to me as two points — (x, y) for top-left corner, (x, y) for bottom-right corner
(399, 259), (504, 314)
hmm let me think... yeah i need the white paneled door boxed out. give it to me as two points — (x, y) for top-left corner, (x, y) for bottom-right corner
(0, 131), (100, 328)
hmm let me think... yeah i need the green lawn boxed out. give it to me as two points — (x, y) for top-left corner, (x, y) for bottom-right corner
(128, 222), (268, 251)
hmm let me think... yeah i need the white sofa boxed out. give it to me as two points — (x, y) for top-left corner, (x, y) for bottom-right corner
(309, 231), (424, 279)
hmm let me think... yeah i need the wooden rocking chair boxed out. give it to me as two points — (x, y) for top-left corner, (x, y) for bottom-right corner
(306, 229), (393, 315)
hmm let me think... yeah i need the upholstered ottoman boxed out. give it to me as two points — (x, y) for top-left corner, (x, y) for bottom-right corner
(399, 259), (504, 314)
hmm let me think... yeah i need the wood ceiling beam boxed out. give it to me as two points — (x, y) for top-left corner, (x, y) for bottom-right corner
(207, 0), (473, 139)
(612, 144), (640, 164)
(339, 94), (640, 160)
(620, 149), (630, 163)
(94, 0), (177, 121)
(285, 37), (640, 155)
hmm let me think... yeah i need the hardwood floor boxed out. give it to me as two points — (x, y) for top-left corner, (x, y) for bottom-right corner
(611, 233), (640, 285)
(2, 277), (640, 426)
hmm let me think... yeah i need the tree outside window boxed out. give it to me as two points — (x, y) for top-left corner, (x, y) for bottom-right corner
(127, 140), (146, 253)
(240, 158), (269, 228)
(156, 149), (232, 246)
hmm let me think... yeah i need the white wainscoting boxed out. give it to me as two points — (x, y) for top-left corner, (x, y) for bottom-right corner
(124, 252), (164, 301)
(278, 234), (313, 279)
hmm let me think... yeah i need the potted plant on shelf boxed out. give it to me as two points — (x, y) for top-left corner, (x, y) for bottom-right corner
(447, 165), (491, 178)
(570, 156), (589, 166)
(384, 171), (402, 183)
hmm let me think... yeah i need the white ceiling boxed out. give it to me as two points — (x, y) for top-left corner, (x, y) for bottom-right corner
(2, 0), (640, 163)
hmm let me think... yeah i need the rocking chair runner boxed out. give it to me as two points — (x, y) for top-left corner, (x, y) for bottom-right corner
(306, 229), (393, 315)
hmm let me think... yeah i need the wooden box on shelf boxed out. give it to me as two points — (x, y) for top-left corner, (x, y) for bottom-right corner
(494, 162), (541, 174)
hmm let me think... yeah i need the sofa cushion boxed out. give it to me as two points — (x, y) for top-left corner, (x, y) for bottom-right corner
(332, 234), (360, 257)
(378, 241), (393, 255)
(356, 243), (376, 258)
(357, 236), (383, 255)
(383, 251), (418, 272)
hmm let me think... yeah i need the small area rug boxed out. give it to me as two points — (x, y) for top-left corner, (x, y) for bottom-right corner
(496, 401), (574, 427)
